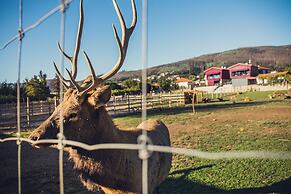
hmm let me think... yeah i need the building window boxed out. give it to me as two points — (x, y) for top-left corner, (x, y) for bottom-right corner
(208, 74), (220, 79)
(231, 70), (249, 77)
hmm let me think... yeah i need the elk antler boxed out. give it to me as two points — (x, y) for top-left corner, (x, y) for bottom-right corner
(55, 0), (137, 95)
(54, 0), (84, 88)
(99, 0), (137, 81)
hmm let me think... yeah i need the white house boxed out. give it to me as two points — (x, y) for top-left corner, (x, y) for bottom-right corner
(175, 77), (193, 89)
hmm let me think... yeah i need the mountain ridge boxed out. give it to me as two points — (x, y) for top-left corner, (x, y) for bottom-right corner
(111, 44), (291, 81)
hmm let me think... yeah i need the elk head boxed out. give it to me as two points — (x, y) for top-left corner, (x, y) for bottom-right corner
(29, 0), (136, 145)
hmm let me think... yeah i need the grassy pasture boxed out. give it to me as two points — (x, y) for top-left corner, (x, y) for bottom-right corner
(114, 97), (291, 193)
(3, 91), (291, 193)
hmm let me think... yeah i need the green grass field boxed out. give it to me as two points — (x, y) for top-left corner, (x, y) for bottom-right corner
(114, 97), (291, 193)
(5, 90), (291, 193)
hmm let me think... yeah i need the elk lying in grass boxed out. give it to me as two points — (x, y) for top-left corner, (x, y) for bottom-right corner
(29, 0), (172, 193)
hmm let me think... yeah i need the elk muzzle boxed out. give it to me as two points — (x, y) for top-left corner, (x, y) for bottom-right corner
(29, 120), (59, 146)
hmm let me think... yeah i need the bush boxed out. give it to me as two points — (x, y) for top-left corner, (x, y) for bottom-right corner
(0, 95), (16, 104)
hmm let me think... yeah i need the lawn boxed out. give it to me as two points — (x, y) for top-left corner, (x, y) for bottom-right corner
(114, 99), (291, 193)
(3, 91), (291, 193)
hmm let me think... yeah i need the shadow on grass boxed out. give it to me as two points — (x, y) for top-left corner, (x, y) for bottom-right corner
(159, 165), (291, 194)
(169, 165), (215, 178)
(0, 133), (11, 139)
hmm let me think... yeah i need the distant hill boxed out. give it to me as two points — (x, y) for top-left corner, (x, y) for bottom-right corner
(111, 45), (291, 81)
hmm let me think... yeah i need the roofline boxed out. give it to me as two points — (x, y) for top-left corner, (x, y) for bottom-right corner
(257, 71), (288, 78)
(175, 77), (193, 83)
(228, 63), (252, 69)
(204, 67), (222, 73)
(257, 65), (271, 70)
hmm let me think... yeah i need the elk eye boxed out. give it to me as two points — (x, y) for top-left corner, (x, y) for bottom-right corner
(68, 113), (78, 121)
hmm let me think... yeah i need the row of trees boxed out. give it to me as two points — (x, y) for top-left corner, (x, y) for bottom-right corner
(24, 71), (50, 100)
(110, 77), (178, 96)
(0, 71), (51, 103)
(0, 70), (179, 103)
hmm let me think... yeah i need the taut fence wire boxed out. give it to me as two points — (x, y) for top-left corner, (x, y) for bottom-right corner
(57, 1), (67, 194)
(16, 0), (23, 193)
(0, 0), (72, 50)
(0, 1), (291, 194)
(141, 0), (149, 193)
(1, 137), (291, 160)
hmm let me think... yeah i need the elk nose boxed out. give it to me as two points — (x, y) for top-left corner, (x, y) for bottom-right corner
(28, 131), (40, 142)
(29, 134), (40, 141)
(30, 135), (39, 141)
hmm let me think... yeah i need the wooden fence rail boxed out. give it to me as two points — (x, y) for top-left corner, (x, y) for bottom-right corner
(0, 91), (232, 130)
(0, 97), (57, 130)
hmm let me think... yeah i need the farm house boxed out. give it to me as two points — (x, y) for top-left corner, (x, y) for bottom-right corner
(175, 77), (194, 89)
(204, 67), (230, 86)
(228, 63), (259, 86)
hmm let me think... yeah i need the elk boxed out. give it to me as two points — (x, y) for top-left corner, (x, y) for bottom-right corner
(29, 0), (172, 193)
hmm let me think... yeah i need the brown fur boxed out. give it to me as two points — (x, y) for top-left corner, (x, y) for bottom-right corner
(29, 86), (172, 194)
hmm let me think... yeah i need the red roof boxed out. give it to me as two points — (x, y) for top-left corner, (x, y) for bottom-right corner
(176, 77), (193, 83)
(228, 63), (253, 69)
(228, 63), (271, 70)
(204, 67), (222, 73)
(257, 65), (271, 70)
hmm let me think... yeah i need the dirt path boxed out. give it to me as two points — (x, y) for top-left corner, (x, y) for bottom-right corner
(0, 137), (97, 194)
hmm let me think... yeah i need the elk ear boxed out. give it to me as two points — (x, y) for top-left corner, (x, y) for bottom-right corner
(88, 85), (111, 108)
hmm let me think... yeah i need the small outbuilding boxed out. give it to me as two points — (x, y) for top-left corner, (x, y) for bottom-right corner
(176, 77), (193, 89)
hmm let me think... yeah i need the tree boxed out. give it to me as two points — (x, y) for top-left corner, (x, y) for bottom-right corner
(188, 75), (197, 81)
(123, 79), (140, 90)
(106, 81), (123, 90)
(50, 74), (60, 96)
(0, 81), (26, 103)
(0, 81), (15, 96)
(157, 78), (178, 92)
(24, 71), (50, 100)
(138, 82), (152, 93)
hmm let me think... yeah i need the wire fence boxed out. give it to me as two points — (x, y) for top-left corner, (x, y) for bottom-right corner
(0, 92), (237, 130)
(0, 0), (291, 194)
(0, 93), (185, 129)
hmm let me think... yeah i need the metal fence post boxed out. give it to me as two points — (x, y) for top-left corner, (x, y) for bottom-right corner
(141, 94), (144, 110)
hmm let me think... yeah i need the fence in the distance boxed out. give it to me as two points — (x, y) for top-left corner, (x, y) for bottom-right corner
(0, 91), (231, 130)
(0, 93), (185, 130)
(0, 98), (56, 130)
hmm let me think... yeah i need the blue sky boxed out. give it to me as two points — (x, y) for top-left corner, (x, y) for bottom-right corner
(0, 0), (291, 82)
